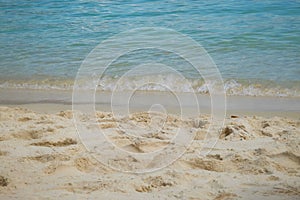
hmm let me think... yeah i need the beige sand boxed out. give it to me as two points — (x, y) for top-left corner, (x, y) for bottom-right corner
(0, 106), (299, 199)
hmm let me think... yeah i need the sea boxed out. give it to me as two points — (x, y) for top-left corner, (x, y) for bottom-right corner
(1, 0), (300, 97)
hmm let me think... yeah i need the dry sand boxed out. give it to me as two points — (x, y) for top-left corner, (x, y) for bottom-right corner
(0, 106), (299, 199)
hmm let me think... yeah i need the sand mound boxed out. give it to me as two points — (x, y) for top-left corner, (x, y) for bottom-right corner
(74, 157), (96, 172)
(135, 176), (174, 193)
(183, 158), (223, 172)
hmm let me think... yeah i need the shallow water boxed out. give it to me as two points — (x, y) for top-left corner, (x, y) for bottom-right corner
(0, 0), (299, 96)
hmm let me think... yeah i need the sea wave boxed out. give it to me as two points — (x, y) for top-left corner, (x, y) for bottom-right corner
(0, 76), (299, 97)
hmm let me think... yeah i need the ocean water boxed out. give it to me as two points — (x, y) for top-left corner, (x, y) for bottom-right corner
(0, 0), (300, 96)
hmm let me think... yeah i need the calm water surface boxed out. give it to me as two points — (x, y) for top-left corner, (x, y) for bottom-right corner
(0, 0), (299, 96)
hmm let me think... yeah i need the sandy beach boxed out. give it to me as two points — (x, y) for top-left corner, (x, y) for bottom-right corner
(0, 103), (299, 199)
(1, 0), (300, 199)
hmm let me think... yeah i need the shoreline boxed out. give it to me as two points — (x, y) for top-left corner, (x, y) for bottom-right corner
(3, 103), (300, 119)
(1, 88), (299, 118)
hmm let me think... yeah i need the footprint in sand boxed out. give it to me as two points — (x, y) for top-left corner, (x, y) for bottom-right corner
(27, 154), (70, 163)
(0, 176), (8, 187)
(268, 151), (300, 171)
(30, 138), (77, 147)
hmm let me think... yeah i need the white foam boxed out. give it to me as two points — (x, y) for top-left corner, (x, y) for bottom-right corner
(0, 76), (299, 97)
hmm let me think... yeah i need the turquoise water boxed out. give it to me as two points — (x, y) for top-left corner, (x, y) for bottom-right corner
(0, 0), (300, 96)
